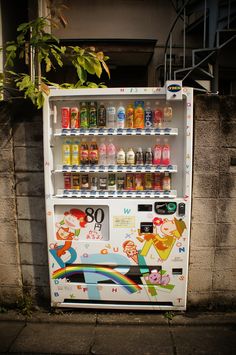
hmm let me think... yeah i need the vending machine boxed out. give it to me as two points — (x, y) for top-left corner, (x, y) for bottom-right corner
(43, 82), (193, 310)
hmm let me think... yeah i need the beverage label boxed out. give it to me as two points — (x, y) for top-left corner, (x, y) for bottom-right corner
(134, 107), (144, 128)
(108, 173), (116, 191)
(144, 173), (153, 190)
(153, 109), (163, 128)
(154, 173), (162, 190)
(89, 149), (99, 164)
(117, 176), (125, 190)
(80, 103), (89, 128)
(89, 104), (97, 127)
(162, 145), (170, 165)
(90, 176), (98, 190)
(126, 106), (134, 128)
(163, 106), (172, 122)
(64, 173), (71, 189)
(153, 145), (162, 165)
(145, 109), (153, 128)
(71, 142), (79, 165)
(98, 105), (106, 127)
(117, 107), (125, 128)
(107, 106), (116, 128)
(162, 174), (171, 191)
(99, 177), (107, 190)
(126, 174), (134, 190)
(126, 149), (135, 165)
(80, 145), (89, 164)
(72, 173), (80, 190)
(61, 107), (70, 128)
(135, 174), (144, 190)
(117, 149), (125, 165)
(62, 140), (71, 165)
(81, 174), (89, 189)
(135, 151), (144, 165)
(70, 107), (80, 128)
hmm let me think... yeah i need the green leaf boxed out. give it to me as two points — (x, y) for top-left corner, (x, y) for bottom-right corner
(45, 56), (52, 72)
(93, 61), (102, 78)
(17, 22), (29, 32)
(6, 44), (17, 52)
(101, 60), (110, 79)
(76, 65), (87, 84)
(84, 57), (96, 75)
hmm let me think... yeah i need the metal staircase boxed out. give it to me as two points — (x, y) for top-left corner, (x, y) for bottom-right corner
(164, 0), (236, 93)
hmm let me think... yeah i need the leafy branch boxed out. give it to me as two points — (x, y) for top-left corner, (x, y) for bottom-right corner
(2, 16), (110, 108)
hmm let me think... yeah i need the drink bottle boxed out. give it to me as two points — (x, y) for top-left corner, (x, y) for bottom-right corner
(144, 147), (153, 165)
(80, 139), (89, 165)
(71, 138), (80, 165)
(70, 107), (80, 128)
(98, 139), (107, 165)
(62, 138), (71, 165)
(107, 139), (116, 165)
(106, 103), (116, 128)
(80, 102), (89, 128)
(162, 173), (171, 191)
(126, 148), (135, 165)
(117, 148), (126, 165)
(153, 138), (162, 165)
(135, 147), (144, 165)
(144, 102), (153, 128)
(162, 138), (171, 165)
(117, 103), (126, 129)
(98, 102), (106, 127)
(126, 104), (134, 128)
(89, 141), (99, 165)
(89, 102), (97, 128)
(153, 102), (163, 128)
(134, 102), (144, 129)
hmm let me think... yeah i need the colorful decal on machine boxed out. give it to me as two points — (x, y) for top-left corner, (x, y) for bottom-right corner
(52, 264), (142, 294)
(138, 217), (186, 261)
(142, 269), (175, 297)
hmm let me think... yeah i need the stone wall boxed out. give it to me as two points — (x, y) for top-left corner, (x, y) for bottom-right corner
(188, 95), (236, 308)
(0, 95), (235, 309)
(0, 103), (22, 304)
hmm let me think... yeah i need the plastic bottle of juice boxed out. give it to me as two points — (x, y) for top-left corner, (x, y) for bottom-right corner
(153, 102), (163, 128)
(106, 103), (116, 128)
(162, 172), (171, 191)
(162, 138), (171, 165)
(134, 102), (145, 129)
(135, 147), (144, 165)
(144, 102), (153, 128)
(89, 140), (99, 165)
(62, 138), (71, 165)
(126, 148), (135, 165)
(117, 148), (126, 165)
(98, 138), (107, 165)
(126, 104), (134, 128)
(80, 102), (89, 128)
(89, 102), (97, 128)
(71, 138), (80, 165)
(98, 102), (106, 127)
(153, 138), (162, 165)
(107, 139), (116, 165)
(163, 105), (173, 125)
(154, 173), (162, 190)
(117, 103), (126, 129)
(80, 138), (89, 165)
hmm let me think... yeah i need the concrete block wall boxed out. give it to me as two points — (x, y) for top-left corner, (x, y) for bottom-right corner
(189, 95), (236, 308)
(13, 113), (49, 304)
(0, 104), (22, 304)
(0, 95), (235, 309)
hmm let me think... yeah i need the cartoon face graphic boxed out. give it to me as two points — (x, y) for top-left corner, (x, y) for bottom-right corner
(161, 219), (176, 236)
(123, 240), (139, 263)
(64, 209), (87, 229)
(145, 270), (170, 286)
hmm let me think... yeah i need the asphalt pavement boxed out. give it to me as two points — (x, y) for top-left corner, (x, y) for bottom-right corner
(0, 309), (236, 354)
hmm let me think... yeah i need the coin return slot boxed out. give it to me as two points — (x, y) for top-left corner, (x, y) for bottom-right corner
(172, 268), (183, 275)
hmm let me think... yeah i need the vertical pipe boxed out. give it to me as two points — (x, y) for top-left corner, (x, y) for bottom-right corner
(169, 32), (172, 80)
(164, 52), (167, 82)
(183, 7), (186, 68)
(227, 0), (231, 29)
(203, 0), (207, 48)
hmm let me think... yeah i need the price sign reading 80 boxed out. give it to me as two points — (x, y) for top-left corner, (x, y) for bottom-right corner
(85, 208), (105, 224)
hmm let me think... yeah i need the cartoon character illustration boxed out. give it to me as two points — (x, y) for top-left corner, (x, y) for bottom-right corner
(55, 208), (87, 257)
(144, 269), (170, 286)
(139, 217), (186, 261)
(122, 240), (139, 264)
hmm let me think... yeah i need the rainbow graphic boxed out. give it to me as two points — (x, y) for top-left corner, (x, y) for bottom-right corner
(53, 265), (142, 294)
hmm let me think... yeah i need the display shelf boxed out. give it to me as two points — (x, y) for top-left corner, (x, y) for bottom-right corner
(55, 189), (177, 199)
(54, 127), (178, 136)
(54, 164), (177, 173)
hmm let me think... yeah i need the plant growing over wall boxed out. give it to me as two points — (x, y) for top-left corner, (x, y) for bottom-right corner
(2, 16), (110, 108)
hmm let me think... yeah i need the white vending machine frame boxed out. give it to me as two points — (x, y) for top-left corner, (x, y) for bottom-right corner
(43, 84), (193, 310)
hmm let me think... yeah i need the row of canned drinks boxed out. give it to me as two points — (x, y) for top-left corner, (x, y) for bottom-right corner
(64, 172), (171, 191)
